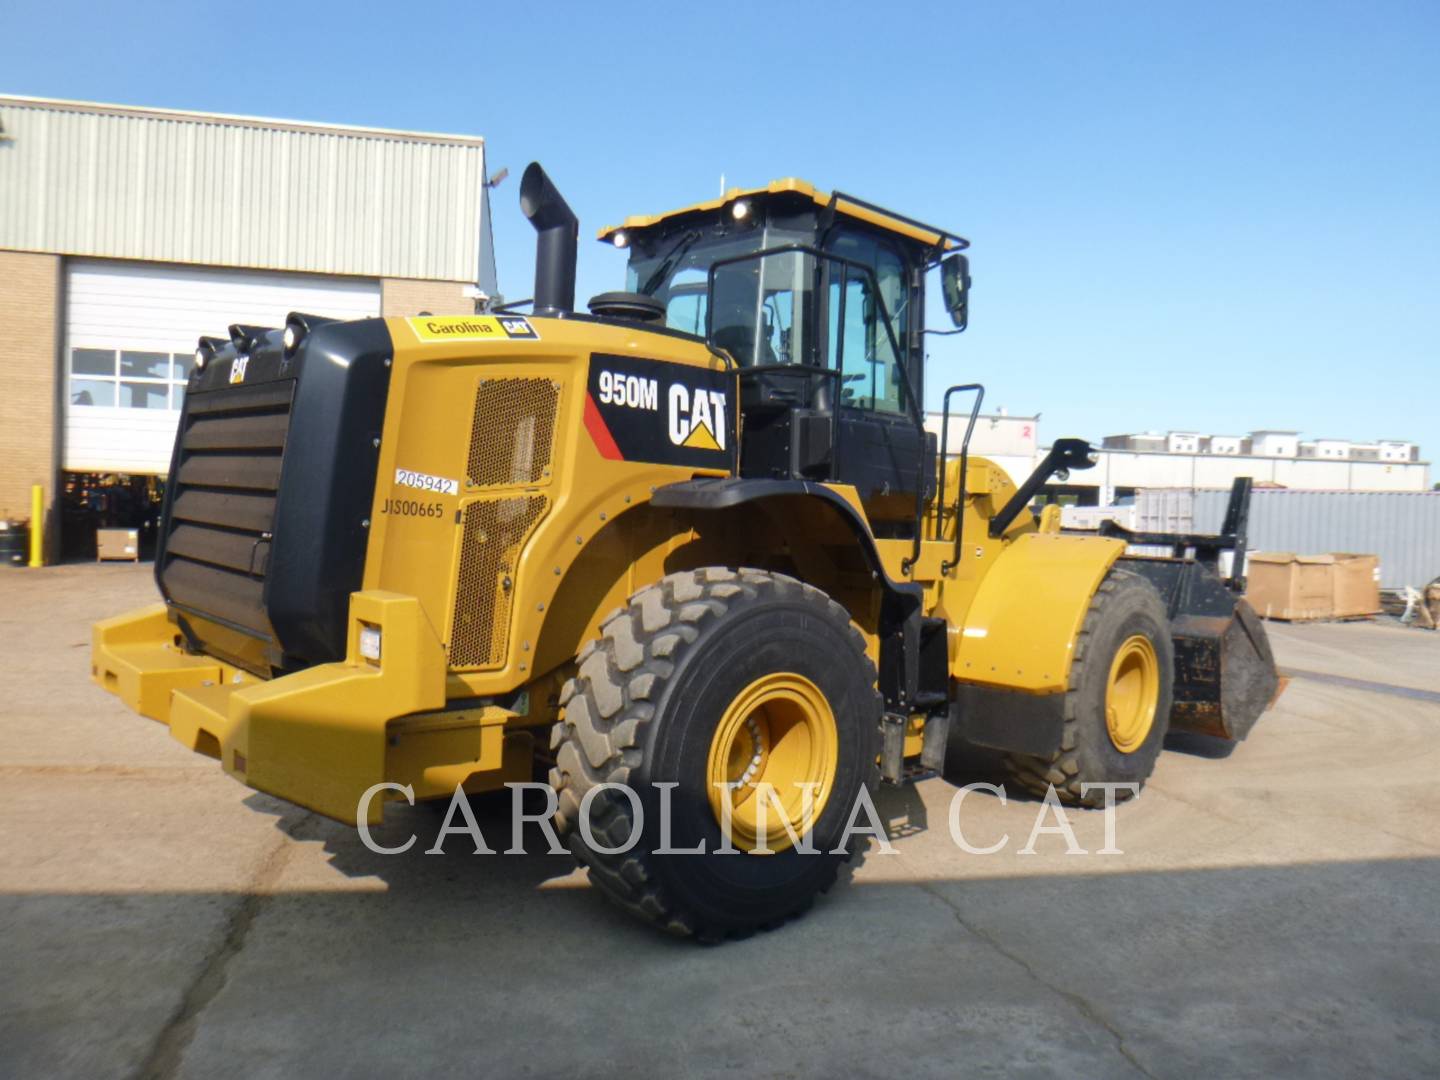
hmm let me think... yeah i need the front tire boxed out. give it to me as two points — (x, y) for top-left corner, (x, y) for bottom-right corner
(550, 568), (882, 941)
(1005, 568), (1174, 807)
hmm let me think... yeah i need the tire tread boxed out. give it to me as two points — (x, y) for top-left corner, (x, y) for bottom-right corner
(550, 567), (880, 941)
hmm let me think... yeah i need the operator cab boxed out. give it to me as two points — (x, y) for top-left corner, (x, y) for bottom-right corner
(596, 181), (970, 532)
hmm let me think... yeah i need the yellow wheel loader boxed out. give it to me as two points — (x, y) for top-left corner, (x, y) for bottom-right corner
(92, 163), (1280, 939)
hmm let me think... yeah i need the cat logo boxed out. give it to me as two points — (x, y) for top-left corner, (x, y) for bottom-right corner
(667, 383), (727, 452)
(585, 352), (732, 468)
(228, 355), (249, 384)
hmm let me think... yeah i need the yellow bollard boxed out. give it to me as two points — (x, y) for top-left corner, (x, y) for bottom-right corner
(28, 484), (43, 568)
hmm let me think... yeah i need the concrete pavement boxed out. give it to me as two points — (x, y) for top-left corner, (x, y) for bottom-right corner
(2, 564), (1437, 1078)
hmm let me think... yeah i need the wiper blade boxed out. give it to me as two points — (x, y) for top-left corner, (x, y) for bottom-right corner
(640, 230), (702, 295)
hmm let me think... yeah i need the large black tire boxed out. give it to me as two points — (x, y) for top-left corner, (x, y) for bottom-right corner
(1005, 568), (1174, 808)
(549, 567), (882, 941)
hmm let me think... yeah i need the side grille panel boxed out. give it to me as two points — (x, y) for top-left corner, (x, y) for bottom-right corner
(450, 496), (549, 669)
(466, 378), (559, 487)
(185, 381), (292, 418)
(159, 379), (294, 647)
(175, 454), (284, 491)
(162, 559), (271, 635)
(169, 490), (278, 534)
(165, 525), (270, 576)
(181, 411), (289, 451)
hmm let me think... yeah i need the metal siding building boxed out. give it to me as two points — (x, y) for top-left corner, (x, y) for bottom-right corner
(1193, 489), (1440, 590)
(0, 95), (494, 559)
(0, 96), (494, 286)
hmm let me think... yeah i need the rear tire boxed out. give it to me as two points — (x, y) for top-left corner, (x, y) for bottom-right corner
(549, 568), (882, 941)
(1005, 568), (1174, 807)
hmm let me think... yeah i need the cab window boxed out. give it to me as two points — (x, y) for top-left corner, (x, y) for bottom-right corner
(664, 266), (708, 335)
(706, 247), (815, 367)
(825, 231), (909, 414)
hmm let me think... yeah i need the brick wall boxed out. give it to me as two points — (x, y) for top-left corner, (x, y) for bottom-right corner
(381, 278), (473, 317)
(0, 250), (60, 555)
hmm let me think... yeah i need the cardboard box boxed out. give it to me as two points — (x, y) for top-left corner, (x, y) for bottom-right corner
(1330, 553), (1382, 618)
(96, 528), (140, 562)
(1245, 552), (1381, 621)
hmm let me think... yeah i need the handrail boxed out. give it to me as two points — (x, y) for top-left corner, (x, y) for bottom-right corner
(935, 383), (985, 573)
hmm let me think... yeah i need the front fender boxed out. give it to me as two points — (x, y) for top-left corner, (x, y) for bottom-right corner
(953, 532), (1125, 693)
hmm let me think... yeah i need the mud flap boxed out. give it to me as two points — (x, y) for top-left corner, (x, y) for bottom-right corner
(1120, 557), (1280, 742)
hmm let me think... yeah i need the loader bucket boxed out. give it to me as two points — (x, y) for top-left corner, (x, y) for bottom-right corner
(1169, 599), (1278, 740)
(1120, 557), (1280, 742)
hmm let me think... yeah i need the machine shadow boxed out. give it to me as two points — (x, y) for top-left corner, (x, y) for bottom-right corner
(246, 789), (585, 901)
(250, 720), (1247, 897)
(253, 784), (952, 904)
(246, 736), (1029, 907)
(1163, 729), (1241, 759)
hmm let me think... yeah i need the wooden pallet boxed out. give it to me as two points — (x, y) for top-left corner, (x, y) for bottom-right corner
(1257, 610), (1380, 623)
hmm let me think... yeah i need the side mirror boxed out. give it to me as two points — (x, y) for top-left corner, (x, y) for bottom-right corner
(940, 253), (970, 330)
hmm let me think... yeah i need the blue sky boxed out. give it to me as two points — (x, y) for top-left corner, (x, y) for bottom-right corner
(5, 0), (1437, 452)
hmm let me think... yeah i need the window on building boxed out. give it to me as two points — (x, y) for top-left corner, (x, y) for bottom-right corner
(69, 348), (192, 410)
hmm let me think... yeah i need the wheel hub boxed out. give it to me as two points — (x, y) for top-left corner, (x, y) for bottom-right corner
(1105, 634), (1160, 753)
(706, 672), (838, 853)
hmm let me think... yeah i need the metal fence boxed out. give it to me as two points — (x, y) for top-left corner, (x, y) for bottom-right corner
(1188, 488), (1440, 590)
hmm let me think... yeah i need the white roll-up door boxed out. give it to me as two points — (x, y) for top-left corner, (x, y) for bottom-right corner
(64, 260), (381, 473)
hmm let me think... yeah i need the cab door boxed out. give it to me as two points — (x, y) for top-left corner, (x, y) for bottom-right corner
(821, 230), (931, 509)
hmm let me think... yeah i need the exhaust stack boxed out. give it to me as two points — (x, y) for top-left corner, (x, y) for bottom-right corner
(520, 162), (578, 318)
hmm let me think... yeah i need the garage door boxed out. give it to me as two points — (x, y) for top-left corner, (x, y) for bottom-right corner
(64, 260), (380, 473)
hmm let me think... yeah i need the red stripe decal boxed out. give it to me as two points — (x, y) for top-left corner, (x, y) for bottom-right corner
(583, 393), (623, 460)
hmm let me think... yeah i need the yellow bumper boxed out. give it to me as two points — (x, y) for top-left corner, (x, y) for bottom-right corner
(92, 591), (470, 824)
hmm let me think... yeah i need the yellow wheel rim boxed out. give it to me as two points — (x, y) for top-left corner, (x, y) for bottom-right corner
(705, 672), (839, 853)
(1105, 634), (1160, 753)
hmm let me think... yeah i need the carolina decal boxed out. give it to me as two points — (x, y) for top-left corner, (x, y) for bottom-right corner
(407, 315), (540, 342)
(585, 353), (733, 469)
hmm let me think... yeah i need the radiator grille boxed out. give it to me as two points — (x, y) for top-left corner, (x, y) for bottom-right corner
(450, 496), (549, 668)
(466, 378), (559, 487)
(159, 381), (294, 643)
